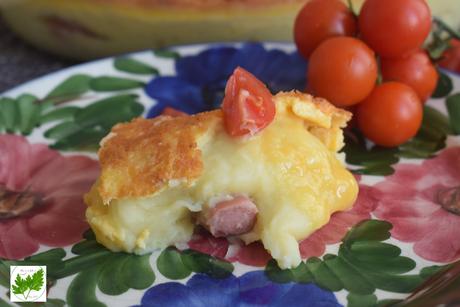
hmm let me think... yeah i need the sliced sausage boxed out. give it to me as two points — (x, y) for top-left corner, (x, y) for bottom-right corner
(199, 195), (258, 237)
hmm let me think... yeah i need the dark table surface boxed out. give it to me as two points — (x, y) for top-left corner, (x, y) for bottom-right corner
(0, 17), (75, 93)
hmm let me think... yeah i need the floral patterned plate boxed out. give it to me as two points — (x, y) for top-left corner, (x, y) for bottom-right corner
(1, 42), (460, 307)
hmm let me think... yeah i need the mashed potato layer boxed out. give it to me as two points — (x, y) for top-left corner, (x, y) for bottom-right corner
(85, 92), (358, 269)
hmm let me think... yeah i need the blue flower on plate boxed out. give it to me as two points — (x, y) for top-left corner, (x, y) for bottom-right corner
(145, 43), (307, 117)
(134, 271), (341, 307)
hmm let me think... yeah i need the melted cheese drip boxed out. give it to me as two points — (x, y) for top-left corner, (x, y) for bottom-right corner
(86, 103), (358, 269)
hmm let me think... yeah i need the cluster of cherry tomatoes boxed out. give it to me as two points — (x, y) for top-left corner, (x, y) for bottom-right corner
(294, 0), (437, 147)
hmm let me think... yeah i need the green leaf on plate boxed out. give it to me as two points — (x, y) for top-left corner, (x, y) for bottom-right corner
(265, 259), (297, 284)
(432, 70), (453, 98)
(181, 249), (234, 279)
(344, 106), (451, 175)
(399, 106), (451, 159)
(157, 247), (191, 280)
(44, 122), (82, 140)
(16, 94), (40, 135)
(70, 233), (154, 297)
(50, 128), (107, 151)
(352, 165), (395, 176)
(350, 241), (401, 260)
(97, 254), (131, 295)
(265, 220), (440, 298)
(347, 293), (378, 307)
(25, 248), (66, 264)
(419, 265), (446, 279)
(157, 247), (234, 280)
(114, 57), (160, 75)
(0, 97), (19, 133)
(89, 76), (145, 91)
(1, 248), (67, 296)
(120, 254), (155, 290)
(73, 94), (142, 128)
(0, 74), (89, 136)
(342, 129), (398, 176)
(342, 220), (392, 244)
(39, 106), (80, 124)
(67, 268), (106, 307)
(153, 49), (181, 59)
(0, 260), (9, 289)
(0, 72), (142, 137)
(45, 74), (91, 104)
(0, 94), (73, 136)
(446, 93), (460, 134)
(1, 230), (156, 307)
(306, 257), (343, 291)
(43, 94), (144, 151)
(0, 227), (155, 307)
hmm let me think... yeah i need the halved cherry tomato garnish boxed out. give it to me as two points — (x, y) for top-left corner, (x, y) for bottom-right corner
(222, 67), (275, 137)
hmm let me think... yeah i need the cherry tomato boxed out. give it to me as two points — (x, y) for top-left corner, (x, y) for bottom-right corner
(294, 0), (357, 59)
(439, 39), (460, 73)
(381, 50), (438, 102)
(222, 67), (275, 137)
(357, 82), (423, 147)
(359, 0), (431, 58)
(307, 37), (378, 107)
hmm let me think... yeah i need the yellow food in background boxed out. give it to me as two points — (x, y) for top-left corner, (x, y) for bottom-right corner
(85, 92), (358, 269)
(0, 0), (304, 59)
(1, 0), (457, 60)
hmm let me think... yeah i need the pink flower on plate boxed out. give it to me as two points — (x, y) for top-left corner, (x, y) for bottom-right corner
(373, 147), (460, 263)
(0, 134), (99, 259)
(188, 181), (377, 265)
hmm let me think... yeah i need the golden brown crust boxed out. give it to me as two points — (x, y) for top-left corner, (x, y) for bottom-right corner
(276, 91), (352, 127)
(98, 111), (222, 204)
(97, 91), (352, 204)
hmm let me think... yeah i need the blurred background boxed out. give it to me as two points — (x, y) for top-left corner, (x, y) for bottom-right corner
(0, 0), (458, 92)
(0, 17), (71, 92)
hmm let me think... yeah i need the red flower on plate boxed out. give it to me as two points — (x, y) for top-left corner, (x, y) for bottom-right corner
(188, 181), (377, 265)
(0, 135), (99, 259)
(373, 147), (460, 263)
(187, 227), (273, 267)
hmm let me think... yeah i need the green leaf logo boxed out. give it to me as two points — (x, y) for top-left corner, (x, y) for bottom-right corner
(11, 267), (45, 301)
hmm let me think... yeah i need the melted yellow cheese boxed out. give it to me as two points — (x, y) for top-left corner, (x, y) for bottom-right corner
(86, 99), (358, 269)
